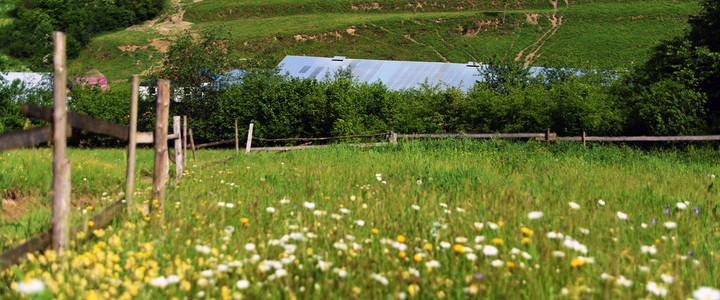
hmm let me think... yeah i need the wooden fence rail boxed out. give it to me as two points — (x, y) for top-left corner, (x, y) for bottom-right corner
(253, 132), (390, 142)
(23, 104), (130, 141)
(0, 197), (124, 268)
(558, 135), (720, 142)
(0, 127), (55, 152)
(398, 133), (549, 139)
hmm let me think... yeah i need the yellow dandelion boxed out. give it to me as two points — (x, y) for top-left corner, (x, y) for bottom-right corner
(241, 217), (249, 224)
(453, 244), (464, 253)
(492, 238), (503, 245)
(520, 227), (534, 236)
(88, 221), (94, 228)
(396, 235), (405, 243)
(86, 206), (93, 211)
(424, 243), (433, 251)
(498, 221), (505, 227)
(408, 284), (420, 297)
(522, 237), (531, 244)
(506, 261), (516, 268)
(414, 253), (423, 262)
(399, 251), (407, 259)
(371, 228), (379, 234)
(570, 258), (586, 267)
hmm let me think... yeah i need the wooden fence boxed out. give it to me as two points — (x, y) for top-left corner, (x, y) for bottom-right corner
(238, 124), (720, 153)
(0, 32), (189, 268)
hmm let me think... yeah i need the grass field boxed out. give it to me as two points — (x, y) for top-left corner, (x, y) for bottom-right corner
(1, 140), (719, 298)
(64, 0), (700, 83)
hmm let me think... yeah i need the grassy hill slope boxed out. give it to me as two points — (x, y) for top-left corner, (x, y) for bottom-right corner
(67, 0), (700, 83)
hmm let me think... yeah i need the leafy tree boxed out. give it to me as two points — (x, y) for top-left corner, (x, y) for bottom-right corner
(158, 26), (233, 86)
(628, 0), (720, 132)
(688, 0), (720, 52)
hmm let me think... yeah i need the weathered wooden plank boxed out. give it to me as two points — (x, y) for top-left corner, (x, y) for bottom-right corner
(398, 133), (547, 139)
(189, 128), (198, 162)
(557, 135), (720, 142)
(172, 116), (183, 186)
(254, 131), (389, 142)
(136, 132), (154, 144)
(183, 116), (187, 166)
(0, 127), (53, 152)
(0, 232), (51, 269)
(201, 156), (234, 169)
(0, 198), (124, 269)
(23, 104), (129, 140)
(245, 123), (254, 154)
(196, 139), (234, 149)
(250, 142), (388, 152)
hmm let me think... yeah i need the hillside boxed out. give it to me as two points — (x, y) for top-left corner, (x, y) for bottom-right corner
(59, 0), (701, 83)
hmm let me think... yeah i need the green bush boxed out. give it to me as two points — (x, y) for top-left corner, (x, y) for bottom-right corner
(0, 0), (164, 68)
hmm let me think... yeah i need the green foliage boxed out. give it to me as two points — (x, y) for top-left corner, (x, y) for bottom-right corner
(688, 0), (720, 52)
(175, 64), (629, 143)
(66, 85), (155, 146)
(158, 26), (233, 86)
(0, 0), (164, 69)
(624, 78), (707, 136)
(0, 78), (52, 133)
(629, 0), (720, 133)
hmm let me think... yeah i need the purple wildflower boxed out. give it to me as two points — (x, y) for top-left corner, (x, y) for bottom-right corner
(665, 209), (669, 215)
(689, 251), (694, 256)
(476, 273), (483, 280)
(694, 207), (699, 214)
(652, 219), (656, 225)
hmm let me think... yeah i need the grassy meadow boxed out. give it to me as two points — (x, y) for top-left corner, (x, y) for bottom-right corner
(65, 0), (700, 83)
(1, 139), (719, 298)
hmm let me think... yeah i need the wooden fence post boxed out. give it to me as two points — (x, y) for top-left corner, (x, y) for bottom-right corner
(173, 116), (183, 186)
(189, 128), (198, 162)
(126, 75), (139, 214)
(51, 31), (71, 255)
(545, 128), (550, 144)
(245, 123), (254, 154)
(183, 116), (187, 167)
(390, 131), (398, 144)
(152, 80), (170, 219)
(582, 131), (586, 147)
(235, 120), (239, 156)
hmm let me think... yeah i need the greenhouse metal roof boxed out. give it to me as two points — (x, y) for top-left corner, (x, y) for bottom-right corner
(277, 55), (547, 92)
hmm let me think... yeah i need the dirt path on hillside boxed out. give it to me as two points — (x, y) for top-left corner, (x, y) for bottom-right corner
(126, 0), (196, 37)
(514, 0), (567, 66)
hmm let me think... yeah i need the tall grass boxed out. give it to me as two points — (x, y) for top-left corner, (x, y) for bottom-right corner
(1, 140), (718, 298)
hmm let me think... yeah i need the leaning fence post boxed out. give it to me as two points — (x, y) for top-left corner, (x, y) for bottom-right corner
(152, 80), (170, 220)
(173, 116), (183, 186)
(189, 128), (198, 162)
(183, 116), (188, 166)
(51, 31), (71, 255)
(390, 131), (398, 144)
(126, 75), (139, 214)
(245, 123), (254, 154)
(235, 120), (239, 156)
